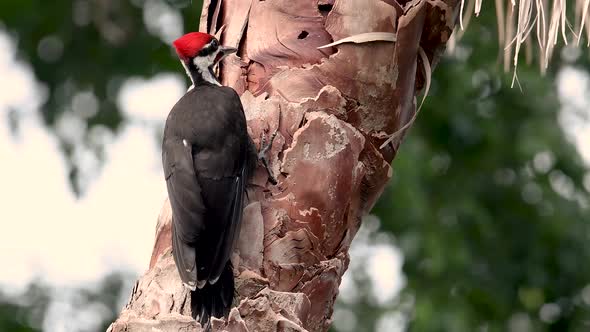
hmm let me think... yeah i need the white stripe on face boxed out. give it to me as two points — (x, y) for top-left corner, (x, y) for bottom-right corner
(193, 48), (221, 86)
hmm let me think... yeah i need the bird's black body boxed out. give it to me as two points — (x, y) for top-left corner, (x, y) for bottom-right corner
(162, 82), (257, 327)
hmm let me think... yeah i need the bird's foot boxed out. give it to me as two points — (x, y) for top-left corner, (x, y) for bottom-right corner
(258, 130), (278, 185)
(258, 111), (281, 185)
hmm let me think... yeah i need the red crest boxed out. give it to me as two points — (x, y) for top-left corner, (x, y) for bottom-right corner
(173, 32), (214, 60)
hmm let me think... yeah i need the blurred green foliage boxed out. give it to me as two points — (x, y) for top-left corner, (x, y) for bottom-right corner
(0, 273), (129, 332)
(1, 1), (590, 332)
(0, 283), (47, 332)
(369, 62), (590, 331)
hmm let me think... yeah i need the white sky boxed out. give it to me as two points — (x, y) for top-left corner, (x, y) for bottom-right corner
(0, 49), (182, 290)
(0, 29), (186, 331)
(557, 66), (590, 165)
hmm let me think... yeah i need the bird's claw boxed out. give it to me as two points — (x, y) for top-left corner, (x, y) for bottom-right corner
(258, 130), (278, 185)
(258, 111), (281, 185)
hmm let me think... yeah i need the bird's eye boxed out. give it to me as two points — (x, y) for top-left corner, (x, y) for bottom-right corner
(211, 39), (219, 48)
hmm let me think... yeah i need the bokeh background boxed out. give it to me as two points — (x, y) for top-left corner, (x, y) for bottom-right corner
(1, 1), (590, 331)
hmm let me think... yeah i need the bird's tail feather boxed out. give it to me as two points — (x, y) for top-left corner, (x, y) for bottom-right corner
(191, 261), (234, 331)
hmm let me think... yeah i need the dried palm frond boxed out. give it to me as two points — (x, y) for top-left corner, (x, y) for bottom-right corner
(322, 0), (589, 152)
(379, 47), (432, 149)
(317, 32), (397, 49)
(454, 0), (590, 73)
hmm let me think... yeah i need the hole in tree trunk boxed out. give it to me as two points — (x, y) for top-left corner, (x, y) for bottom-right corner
(298, 31), (309, 39)
(318, 4), (333, 16)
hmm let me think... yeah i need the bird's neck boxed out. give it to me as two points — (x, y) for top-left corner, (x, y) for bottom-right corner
(182, 59), (221, 89)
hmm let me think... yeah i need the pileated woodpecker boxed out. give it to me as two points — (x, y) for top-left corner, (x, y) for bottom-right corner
(163, 32), (273, 329)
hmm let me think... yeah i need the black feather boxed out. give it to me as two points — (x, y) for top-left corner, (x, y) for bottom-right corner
(163, 84), (255, 326)
(191, 262), (234, 331)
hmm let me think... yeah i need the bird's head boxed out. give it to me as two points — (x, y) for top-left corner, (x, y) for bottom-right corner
(173, 32), (237, 79)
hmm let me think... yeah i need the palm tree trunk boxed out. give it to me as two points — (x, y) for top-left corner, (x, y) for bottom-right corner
(108, 0), (459, 331)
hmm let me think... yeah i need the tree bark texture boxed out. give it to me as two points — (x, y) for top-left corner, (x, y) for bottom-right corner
(109, 0), (458, 331)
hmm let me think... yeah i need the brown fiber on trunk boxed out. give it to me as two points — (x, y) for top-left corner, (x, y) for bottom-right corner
(108, 0), (459, 331)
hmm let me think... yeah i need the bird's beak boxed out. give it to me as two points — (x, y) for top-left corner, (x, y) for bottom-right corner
(214, 45), (238, 66)
(219, 45), (238, 56)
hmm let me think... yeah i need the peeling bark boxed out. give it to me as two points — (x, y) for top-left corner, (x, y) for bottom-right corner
(109, 0), (459, 331)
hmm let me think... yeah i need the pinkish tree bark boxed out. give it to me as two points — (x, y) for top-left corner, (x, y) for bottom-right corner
(108, 0), (458, 331)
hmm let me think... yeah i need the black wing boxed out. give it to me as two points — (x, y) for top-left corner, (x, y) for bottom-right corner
(163, 138), (204, 288)
(195, 166), (246, 284)
(163, 86), (252, 288)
